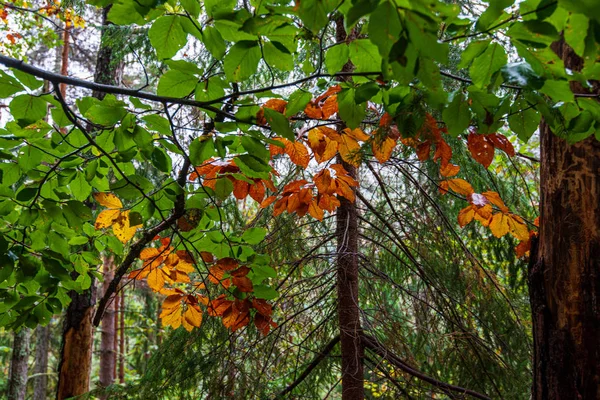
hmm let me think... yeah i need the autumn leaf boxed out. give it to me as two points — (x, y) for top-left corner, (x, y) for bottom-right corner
(440, 163), (460, 177)
(283, 139), (310, 168)
(458, 205), (475, 227)
(488, 133), (515, 157)
(507, 214), (529, 241)
(94, 192), (123, 209)
(93, 193), (141, 243)
(467, 133), (495, 168)
(307, 127), (338, 163)
(257, 99), (287, 125)
(482, 191), (509, 213)
(446, 179), (474, 196)
(372, 136), (397, 163)
(489, 213), (510, 238)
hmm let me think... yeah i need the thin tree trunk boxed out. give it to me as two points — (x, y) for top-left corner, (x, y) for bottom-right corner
(59, 21), (70, 98)
(8, 328), (31, 400)
(113, 285), (120, 380)
(334, 17), (364, 400)
(32, 325), (50, 400)
(119, 290), (125, 383)
(99, 255), (116, 394)
(530, 39), (600, 400)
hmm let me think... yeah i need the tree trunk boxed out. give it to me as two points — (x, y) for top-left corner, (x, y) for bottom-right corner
(56, 7), (122, 398)
(113, 285), (120, 380)
(119, 290), (125, 383)
(99, 255), (116, 394)
(56, 289), (96, 399)
(32, 325), (50, 400)
(8, 328), (31, 400)
(334, 17), (364, 400)
(530, 40), (600, 400)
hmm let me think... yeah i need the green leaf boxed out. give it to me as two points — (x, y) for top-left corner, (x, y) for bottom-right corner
(149, 16), (188, 60)
(297, 0), (336, 33)
(223, 41), (261, 82)
(263, 108), (295, 140)
(151, 147), (172, 173)
(263, 41), (293, 71)
(285, 90), (312, 117)
(84, 95), (127, 126)
(539, 80), (575, 103)
(469, 43), (507, 88)
(443, 91), (471, 137)
(241, 227), (266, 244)
(234, 154), (271, 179)
(202, 26), (226, 59)
(508, 98), (540, 142)
(368, 1), (402, 58)
(338, 88), (365, 129)
(565, 14), (589, 57)
(214, 178), (233, 200)
(354, 82), (379, 104)
(325, 44), (349, 75)
(69, 172), (92, 202)
(180, 0), (200, 18)
(348, 39), (382, 72)
(458, 40), (490, 69)
(12, 70), (43, 90)
(241, 136), (270, 161)
(189, 137), (215, 165)
(253, 284), (278, 300)
(9, 95), (47, 123)
(0, 71), (25, 98)
(157, 70), (198, 98)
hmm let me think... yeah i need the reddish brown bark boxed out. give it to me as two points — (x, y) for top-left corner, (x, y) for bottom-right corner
(99, 255), (116, 394)
(56, 289), (95, 399)
(530, 40), (600, 400)
(113, 285), (120, 380)
(59, 21), (70, 98)
(334, 17), (364, 400)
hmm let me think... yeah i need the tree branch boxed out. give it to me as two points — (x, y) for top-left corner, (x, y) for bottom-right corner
(361, 333), (491, 400)
(276, 335), (340, 398)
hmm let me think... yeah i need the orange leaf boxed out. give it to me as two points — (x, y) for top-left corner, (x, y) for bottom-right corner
(515, 239), (531, 258)
(474, 204), (493, 226)
(232, 178), (250, 200)
(440, 163), (460, 177)
(321, 95), (338, 119)
(467, 133), (495, 168)
(182, 304), (202, 331)
(489, 213), (510, 238)
(416, 142), (431, 161)
(284, 140), (310, 168)
(447, 179), (474, 196)
(433, 138), (452, 167)
(260, 196), (277, 208)
(249, 181), (266, 203)
(308, 199), (324, 221)
(315, 85), (341, 102)
(372, 136), (397, 163)
(458, 205), (475, 227)
(304, 102), (323, 119)
(93, 192), (123, 209)
(314, 169), (333, 195)
(482, 191), (509, 213)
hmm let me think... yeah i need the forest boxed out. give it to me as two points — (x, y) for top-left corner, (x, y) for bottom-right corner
(0, 0), (598, 398)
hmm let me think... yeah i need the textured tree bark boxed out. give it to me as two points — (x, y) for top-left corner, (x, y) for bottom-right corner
(92, 6), (123, 100)
(529, 40), (600, 400)
(8, 328), (31, 400)
(56, 289), (96, 399)
(334, 17), (364, 400)
(58, 21), (70, 98)
(99, 255), (116, 395)
(32, 325), (49, 400)
(113, 285), (120, 380)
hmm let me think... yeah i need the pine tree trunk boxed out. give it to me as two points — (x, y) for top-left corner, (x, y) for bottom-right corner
(8, 329), (31, 400)
(99, 255), (116, 394)
(529, 40), (600, 400)
(334, 17), (364, 400)
(32, 325), (49, 400)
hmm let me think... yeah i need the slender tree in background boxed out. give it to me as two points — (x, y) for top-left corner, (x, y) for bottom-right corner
(99, 255), (116, 393)
(32, 325), (50, 400)
(7, 329), (30, 400)
(530, 39), (600, 400)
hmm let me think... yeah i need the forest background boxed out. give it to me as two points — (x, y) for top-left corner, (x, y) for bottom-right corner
(0, 0), (598, 398)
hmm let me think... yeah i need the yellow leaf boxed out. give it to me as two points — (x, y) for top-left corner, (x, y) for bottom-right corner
(147, 268), (166, 291)
(482, 191), (509, 213)
(489, 213), (510, 238)
(95, 209), (120, 229)
(112, 210), (141, 243)
(183, 304), (203, 331)
(308, 199), (324, 221)
(93, 192), (123, 209)
(507, 214), (529, 241)
(343, 127), (370, 141)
